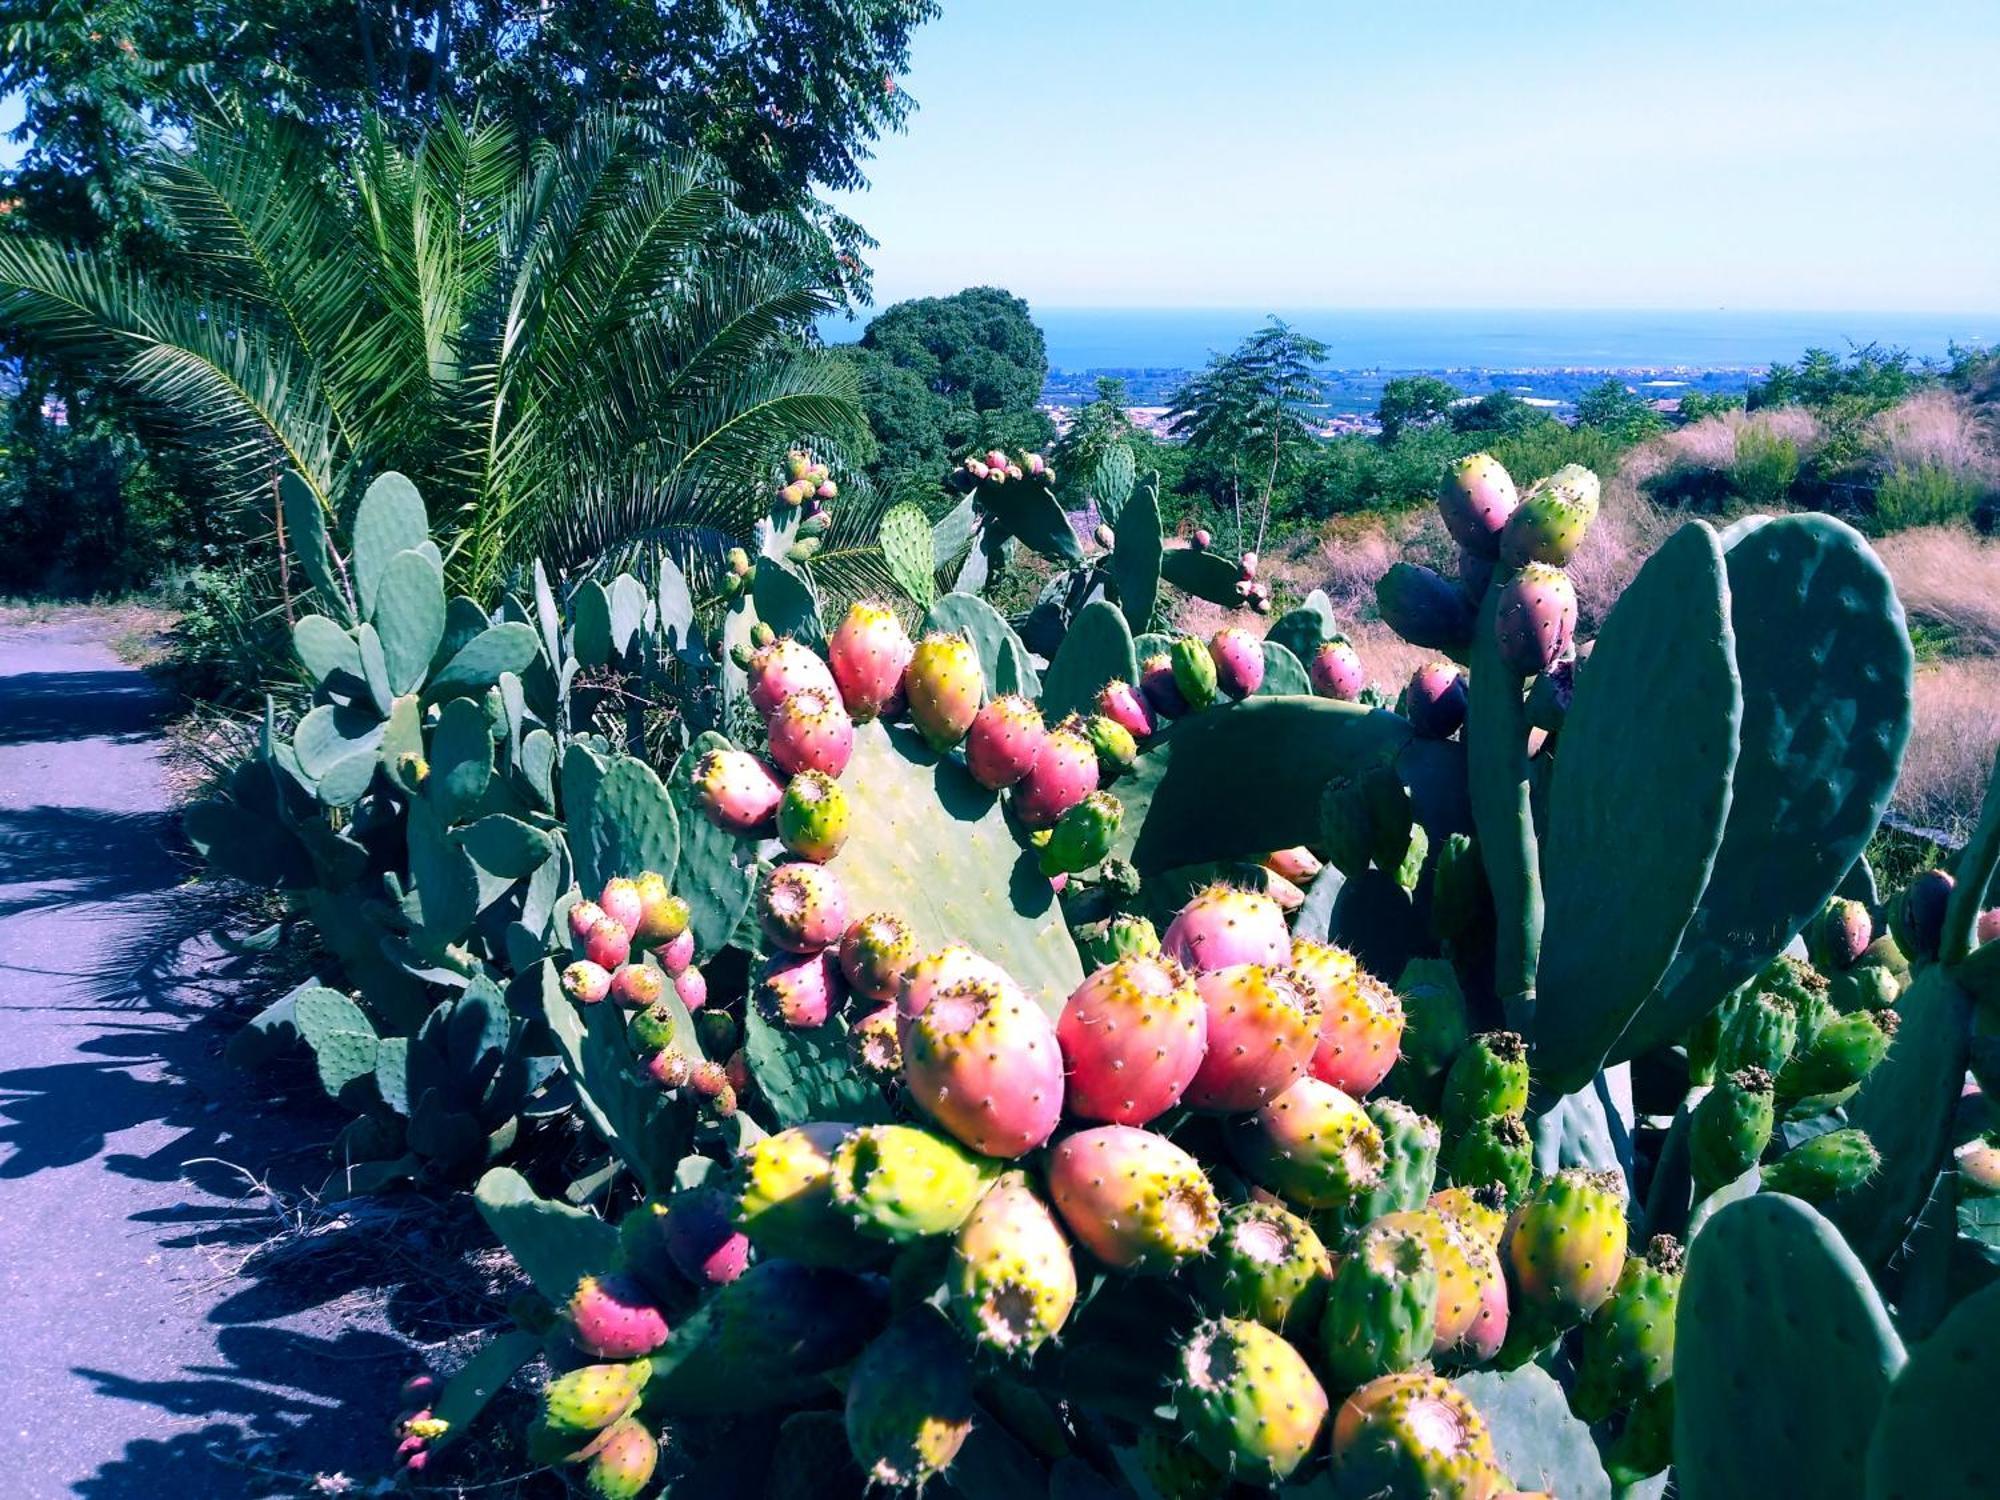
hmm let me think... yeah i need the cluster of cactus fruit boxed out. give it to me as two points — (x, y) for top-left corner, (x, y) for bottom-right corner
(201, 453), (2000, 1495)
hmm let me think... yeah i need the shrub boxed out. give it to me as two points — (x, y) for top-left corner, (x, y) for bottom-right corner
(1731, 427), (1800, 509)
(1873, 463), (1984, 531)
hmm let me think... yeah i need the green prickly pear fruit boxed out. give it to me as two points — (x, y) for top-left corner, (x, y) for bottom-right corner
(1713, 984), (1802, 1076)
(1811, 896), (1875, 972)
(1604, 1381), (1674, 1486)
(1330, 1372), (1506, 1499)
(828, 1124), (998, 1244)
(632, 870), (690, 944)
(1075, 912), (1160, 967)
(1440, 1031), (1529, 1132)
(1318, 1220), (1438, 1390)
(1446, 1113), (1533, 1207)
(1759, 1127), (1880, 1203)
(1135, 1425), (1227, 1500)
(844, 1310), (975, 1490)
(1193, 1200), (1332, 1332)
(1328, 1097), (1443, 1234)
(1372, 1207), (1500, 1358)
(1229, 1075), (1387, 1209)
(1430, 1182), (1510, 1251)
(1691, 1067), (1776, 1199)
(945, 1171), (1077, 1357)
(583, 1417), (658, 1500)
(776, 769), (851, 864)
(1174, 1317), (1329, 1485)
(1039, 790), (1122, 876)
(1774, 1008), (1897, 1117)
(1571, 1234), (1683, 1423)
(1382, 959), (1471, 1109)
(1827, 959), (1900, 1016)
(1499, 464), (1598, 568)
(1170, 634), (1219, 711)
(1503, 1169), (1630, 1334)
(541, 1361), (649, 1437)
(627, 1000), (675, 1056)
(735, 1122), (882, 1268)
(750, 620), (777, 650)
(1082, 712), (1139, 774)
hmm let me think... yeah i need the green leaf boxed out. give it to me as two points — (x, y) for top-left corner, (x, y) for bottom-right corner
(1267, 589), (1341, 664)
(407, 799), (479, 942)
(426, 1329), (541, 1457)
(1866, 1282), (2000, 1498)
(607, 573), (648, 657)
(1454, 1367), (1611, 1500)
(473, 1166), (618, 1303)
(668, 734), (758, 958)
(743, 1002), (893, 1129)
(1159, 545), (1244, 607)
(292, 615), (359, 686)
(1109, 477), (1162, 633)
(281, 470), (345, 616)
(1257, 640), (1310, 696)
(429, 622), (541, 700)
(570, 755), (680, 902)
(293, 702), (383, 778)
(354, 623), (394, 715)
(458, 815), (555, 878)
(1039, 600), (1138, 723)
(571, 579), (613, 666)
(352, 471), (429, 620)
(374, 548), (447, 695)
(990, 475), (1083, 564)
(427, 696), (494, 824)
(753, 556), (824, 647)
(315, 748), (378, 808)
(922, 592), (1039, 699)
(880, 502), (936, 608)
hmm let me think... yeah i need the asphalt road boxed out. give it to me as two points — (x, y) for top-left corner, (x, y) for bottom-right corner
(0, 617), (412, 1498)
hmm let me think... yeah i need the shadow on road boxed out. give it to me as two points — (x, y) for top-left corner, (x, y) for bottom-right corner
(0, 668), (165, 748)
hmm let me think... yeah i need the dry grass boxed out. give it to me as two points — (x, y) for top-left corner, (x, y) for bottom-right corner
(1875, 526), (2000, 655)
(1895, 655), (2000, 842)
(1869, 390), (1999, 479)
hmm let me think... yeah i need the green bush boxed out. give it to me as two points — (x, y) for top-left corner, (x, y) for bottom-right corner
(1732, 428), (1800, 509)
(1872, 462), (1984, 531)
(1490, 419), (1631, 493)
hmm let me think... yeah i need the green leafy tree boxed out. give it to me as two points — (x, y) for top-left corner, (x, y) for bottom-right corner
(1167, 318), (1329, 552)
(1450, 388), (1541, 436)
(1051, 375), (1138, 490)
(1374, 375), (1461, 444)
(0, 107), (865, 595)
(1677, 390), (1747, 422)
(1574, 378), (1666, 440)
(1749, 343), (1927, 412)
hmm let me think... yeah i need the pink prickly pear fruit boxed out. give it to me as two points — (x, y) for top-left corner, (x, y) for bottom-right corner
(632, 871), (689, 944)
(898, 943), (1011, 1019)
(1229, 1075), (1385, 1208)
(902, 969), (1064, 1157)
(673, 966), (707, 1011)
(964, 693), (1047, 790)
(839, 911), (917, 1002)
(609, 963), (664, 1009)
(946, 1170), (1078, 1356)
(566, 1273), (670, 1359)
(1330, 1373), (1507, 1499)
(1182, 963), (1323, 1112)
(1294, 940), (1404, 1097)
(1264, 846), (1322, 883)
(1439, 452), (1521, 558)
(747, 636), (837, 719)
(1139, 651), (1190, 718)
(817, 479), (838, 500)
(827, 601), (915, 722)
(765, 687), (855, 778)
(1406, 660), (1468, 739)
(852, 1003), (904, 1079)
(1094, 522), (1116, 549)
(651, 1187), (747, 1286)
(647, 1049), (691, 1089)
(1057, 955), (1209, 1125)
(1504, 1168), (1631, 1328)
(758, 949), (843, 1028)
(1811, 896), (1874, 972)
(1309, 640), (1367, 701)
(1096, 678), (1155, 739)
(904, 632), (985, 750)
(1192, 527), (1213, 550)
(568, 899), (610, 945)
(1493, 563), (1577, 677)
(1264, 870), (1306, 911)
(584, 1417), (658, 1499)
(599, 877), (645, 937)
(584, 917), (632, 970)
(1024, 452), (1046, 476)
(658, 927), (695, 976)
(1208, 626), (1266, 700)
(985, 448), (1009, 470)
(1162, 882), (1292, 973)
(1173, 1316), (1328, 1485)
(399, 1373), (437, 1406)
(777, 770), (851, 863)
(1046, 1124), (1221, 1272)
(1239, 551), (1260, 579)
(563, 960), (613, 1005)
(757, 861), (849, 953)
(691, 748), (785, 835)
(1009, 720), (1098, 829)
(1980, 907), (2000, 945)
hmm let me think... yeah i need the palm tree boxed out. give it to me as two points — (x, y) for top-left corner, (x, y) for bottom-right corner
(0, 105), (869, 598)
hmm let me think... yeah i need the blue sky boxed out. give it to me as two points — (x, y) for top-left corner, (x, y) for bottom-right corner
(837, 0), (2000, 310)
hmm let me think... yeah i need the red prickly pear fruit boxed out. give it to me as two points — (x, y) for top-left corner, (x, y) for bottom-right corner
(1979, 907), (2000, 944)
(1010, 720), (1099, 829)
(758, 861), (849, 953)
(964, 693), (1047, 790)
(777, 769), (851, 863)
(563, 960), (613, 1005)
(584, 1417), (658, 1500)
(1191, 527), (1213, 550)
(399, 1373), (437, 1406)
(566, 1272), (670, 1359)
(584, 918), (631, 970)
(903, 632), (985, 750)
(1264, 870), (1306, 910)
(1309, 639), (1367, 701)
(985, 448), (1008, 470)
(569, 899), (610, 944)
(1439, 452), (1521, 558)
(662, 1187), (750, 1286)
(598, 877), (644, 937)
(897, 942), (1011, 1019)
(1265, 846), (1321, 883)
(608, 963), (663, 1009)
(1493, 563), (1577, 677)
(1139, 651), (1190, 718)
(1193, 1199), (1332, 1332)
(1183, 963), (1322, 1111)
(691, 747), (786, 835)
(541, 1361), (650, 1437)
(1294, 941), (1404, 1097)
(902, 970), (1064, 1157)
(765, 686), (856, 778)
(1208, 627), (1266, 700)
(1406, 660), (1468, 738)
(659, 927), (695, 976)
(844, 1309), (975, 1490)
(839, 911), (916, 1002)
(851, 1002), (904, 1078)
(1096, 677), (1155, 739)
(1811, 896), (1874, 972)
(747, 636), (837, 719)
(758, 949), (843, 1028)
(1504, 1168), (1630, 1331)
(1229, 1074), (1385, 1207)
(946, 1170), (1078, 1356)
(1173, 1317), (1328, 1485)
(647, 1049), (691, 1088)
(1330, 1373), (1507, 1499)
(1046, 1124), (1221, 1272)
(1162, 882), (1291, 974)
(828, 601), (915, 722)
(1057, 954), (1208, 1124)
(673, 966), (708, 1011)
(632, 871), (689, 944)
